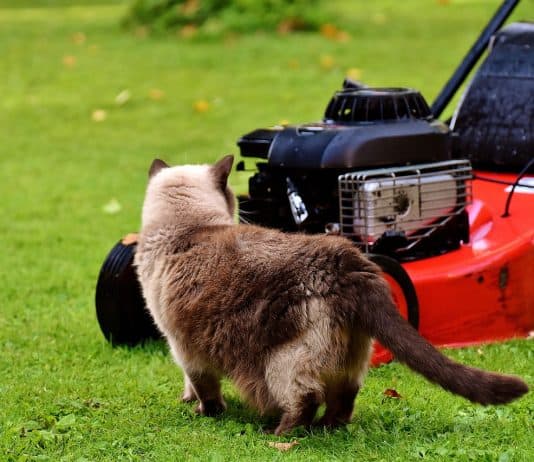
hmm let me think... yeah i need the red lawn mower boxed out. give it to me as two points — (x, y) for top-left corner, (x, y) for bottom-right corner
(96, 0), (533, 365)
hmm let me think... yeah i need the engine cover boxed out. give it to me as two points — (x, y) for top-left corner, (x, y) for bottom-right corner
(238, 88), (451, 169)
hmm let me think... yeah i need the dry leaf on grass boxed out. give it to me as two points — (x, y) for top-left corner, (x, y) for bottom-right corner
(319, 55), (335, 71)
(121, 233), (138, 246)
(346, 67), (362, 80)
(383, 388), (402, 399)
(268, 440), (299, 452)
(319, 24), (350, 42)
(62, 55), (76, 68)
(71, 32), (86, 45)
(115, 89), (131, 106)
(102, 198), (121, 214)
(91, 109), (107, 122)
(193, 100), (210, 113)
(149, 88), (165, 101)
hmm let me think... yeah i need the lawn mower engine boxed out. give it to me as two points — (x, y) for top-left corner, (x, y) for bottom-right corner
(238, 84), (472, 262)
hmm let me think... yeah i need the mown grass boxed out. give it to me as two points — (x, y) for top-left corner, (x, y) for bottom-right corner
(1, 1), (533, 460)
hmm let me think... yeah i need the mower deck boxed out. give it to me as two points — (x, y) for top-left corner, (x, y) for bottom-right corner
(372, 171), (534, 365)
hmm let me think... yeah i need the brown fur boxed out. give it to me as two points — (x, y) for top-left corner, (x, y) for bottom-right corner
(134, 156), (528, 435)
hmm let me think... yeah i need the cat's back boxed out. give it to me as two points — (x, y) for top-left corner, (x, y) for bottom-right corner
(165, 223), (379, 303)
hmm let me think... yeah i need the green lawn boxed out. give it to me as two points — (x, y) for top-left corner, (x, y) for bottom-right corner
(1, 1), (533, 460)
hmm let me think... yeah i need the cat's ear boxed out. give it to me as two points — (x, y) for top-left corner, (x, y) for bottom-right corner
(149, 159), (169, 178)
(212, 155), (234, 189)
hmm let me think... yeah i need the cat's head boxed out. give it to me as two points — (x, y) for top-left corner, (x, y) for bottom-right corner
(141, 155), (235, 228)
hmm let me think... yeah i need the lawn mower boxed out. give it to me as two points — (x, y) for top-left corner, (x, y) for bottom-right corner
(95, 0), (533, 365)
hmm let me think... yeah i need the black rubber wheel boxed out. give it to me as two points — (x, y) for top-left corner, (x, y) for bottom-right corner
(367, 253), (420, 330)
(95, 237), (161, 346)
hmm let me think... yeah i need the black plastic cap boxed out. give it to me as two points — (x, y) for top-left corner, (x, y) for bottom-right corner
(324, 87), (432, 123)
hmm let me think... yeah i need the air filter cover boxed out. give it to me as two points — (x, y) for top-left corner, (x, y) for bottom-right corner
(324, 88), (432, 123)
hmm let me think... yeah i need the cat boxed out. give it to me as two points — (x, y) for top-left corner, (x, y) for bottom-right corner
(134, 155), (528, 435)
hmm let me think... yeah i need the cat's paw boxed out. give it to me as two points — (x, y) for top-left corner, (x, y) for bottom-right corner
(195, 399), (227, 417)
(181, 391), (198, 403)
(313, 415), (347, 429)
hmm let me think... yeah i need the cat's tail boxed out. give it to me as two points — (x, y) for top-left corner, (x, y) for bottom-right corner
(356, 273), (529, 405)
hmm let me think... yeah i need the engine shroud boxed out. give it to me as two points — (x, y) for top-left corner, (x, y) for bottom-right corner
(238, 87), (471, 261)
(239, 87), (451, 170)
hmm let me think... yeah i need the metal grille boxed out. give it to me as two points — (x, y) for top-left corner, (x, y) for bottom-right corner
(338, 160), (472, 251)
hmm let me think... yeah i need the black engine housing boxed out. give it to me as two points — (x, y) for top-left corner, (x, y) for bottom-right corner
(237, 86), (468, 260)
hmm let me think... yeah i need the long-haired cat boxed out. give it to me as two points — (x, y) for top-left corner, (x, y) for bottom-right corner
(134, 155), (528, 435)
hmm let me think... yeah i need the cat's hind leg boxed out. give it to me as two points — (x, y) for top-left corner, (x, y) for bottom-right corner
(316, 379), (359, 428)
(273, 390), (321, 435)
(265, 352), (324, 434)
(186, 369), (226, 417)
(315, 333), (371, 428)
(181, 374), (198, 403)
(168, 343), (199, 403)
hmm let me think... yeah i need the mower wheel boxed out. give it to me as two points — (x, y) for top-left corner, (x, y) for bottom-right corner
(367, 253), (419, 330)
(95, 235), (161, 346)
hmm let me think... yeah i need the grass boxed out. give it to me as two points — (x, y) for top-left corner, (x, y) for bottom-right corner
(1, 0), (533, 460)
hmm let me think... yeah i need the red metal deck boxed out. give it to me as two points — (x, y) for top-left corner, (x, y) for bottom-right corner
(372, 171), (534, 365)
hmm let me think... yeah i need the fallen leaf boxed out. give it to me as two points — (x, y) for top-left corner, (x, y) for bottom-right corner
(477, 348), (484, 355)
(319, 24), (350, 42)
(335, 31), (351, 43)
(320, 23), (339, 40)
(319, 55), (335, 71)
(319, 55), (336, 71)
(115, 89), (131, 106)
(102, 198), (121, 214)
(346, 67), (362, 80)
(268, 440), (299, 452)
(62, 55), (76, 68)
(383, 388), (402, 399)
(91, 109), (107, 122)
(193, 100), (210, 113)
(71, 32), (86, 45)
(149, 88), (165, 101)
(121, 233), (138, 246)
